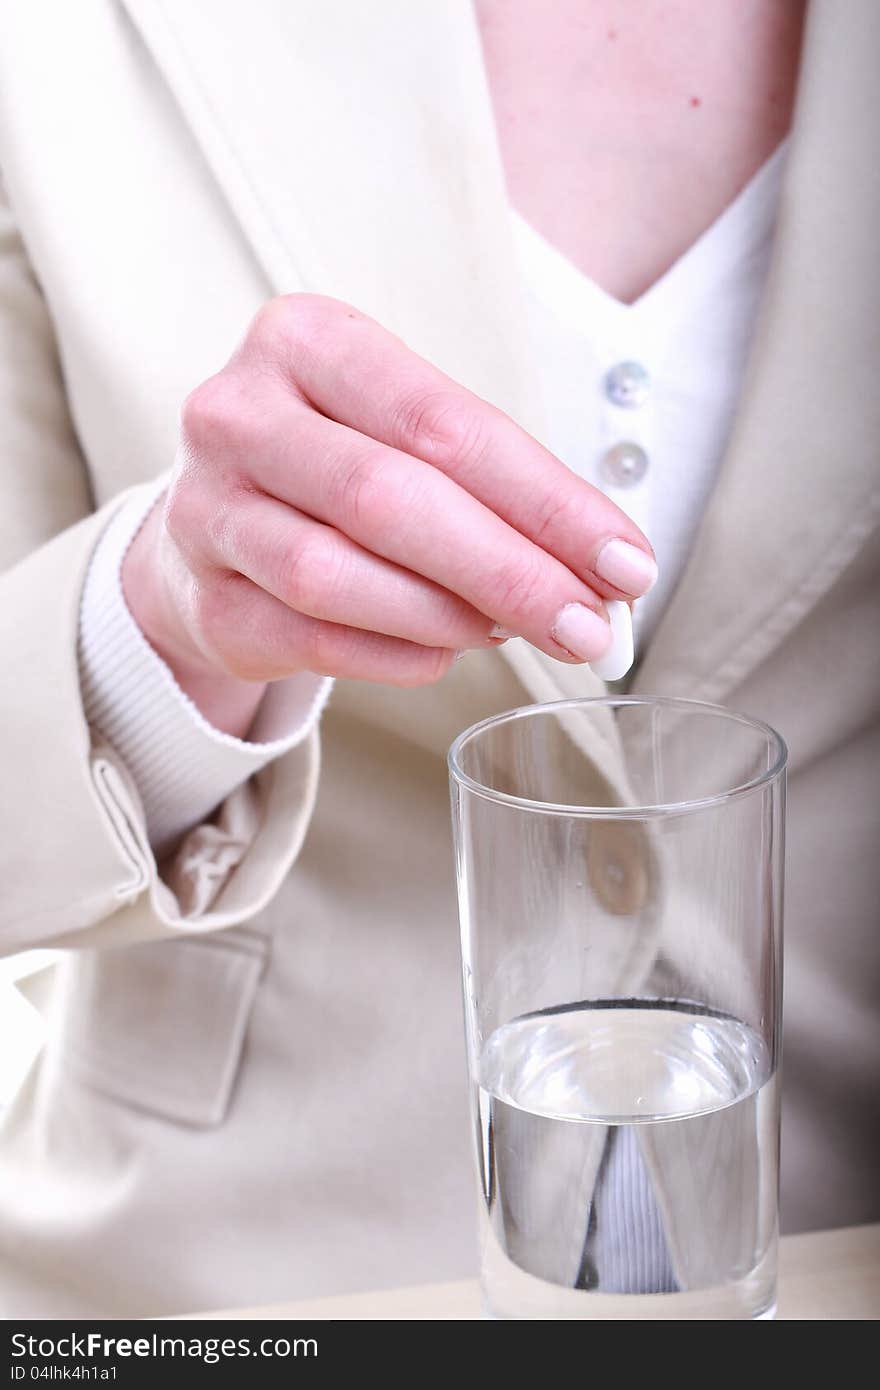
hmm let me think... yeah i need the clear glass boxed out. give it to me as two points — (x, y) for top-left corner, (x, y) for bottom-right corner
(449, 697), (786, 1320)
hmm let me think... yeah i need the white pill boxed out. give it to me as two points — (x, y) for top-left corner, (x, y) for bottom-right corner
(590, 600), (634, 682)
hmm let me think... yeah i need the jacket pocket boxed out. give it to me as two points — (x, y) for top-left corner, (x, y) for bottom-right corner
(53, 929), (268, 1127)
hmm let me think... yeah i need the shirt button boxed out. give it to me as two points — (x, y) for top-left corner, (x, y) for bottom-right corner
(605, 361), (650, 409)
(601, 441), (649, 488)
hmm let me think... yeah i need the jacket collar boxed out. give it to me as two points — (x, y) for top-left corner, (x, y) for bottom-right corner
(120, 0), (879, 708)
(117, 0), (535, 413)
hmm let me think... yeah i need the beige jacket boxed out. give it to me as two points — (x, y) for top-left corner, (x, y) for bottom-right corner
(0, 0), (877, 1318)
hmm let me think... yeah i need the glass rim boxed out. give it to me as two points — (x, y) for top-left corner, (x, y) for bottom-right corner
(447, 696), (787, 820)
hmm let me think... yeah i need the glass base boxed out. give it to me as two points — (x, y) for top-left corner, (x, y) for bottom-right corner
(481, 1249), (778, 1321)
(484, 1294), (777, 1321)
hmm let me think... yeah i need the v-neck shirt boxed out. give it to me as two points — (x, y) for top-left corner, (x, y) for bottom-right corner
(512, 142), (788, 650)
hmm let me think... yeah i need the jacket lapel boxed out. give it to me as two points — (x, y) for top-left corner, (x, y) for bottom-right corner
(118, 0), (536, 415)
(119, 0), (602, 711)
(633, 0), (880, 701)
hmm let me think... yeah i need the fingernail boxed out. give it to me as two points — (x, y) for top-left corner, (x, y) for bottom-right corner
(551, 603), (611, 662)
(590, 600), (634, 681)
(594, 539), (658, 596)
(489, 624), (515, 642)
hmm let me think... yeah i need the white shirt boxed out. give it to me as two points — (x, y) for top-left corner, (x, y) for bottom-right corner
(513, 142), (787, 649)
(78, 145), (787, 851)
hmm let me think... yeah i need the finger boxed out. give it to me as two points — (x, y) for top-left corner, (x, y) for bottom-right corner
(187, 568), (458, 687)
(197, 486), (502, 651)
(237, 404), (614, 664)
(257, 295), (657, 599)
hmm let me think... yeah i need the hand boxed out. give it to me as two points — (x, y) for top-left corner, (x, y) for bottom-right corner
(123, 295), (657, 736)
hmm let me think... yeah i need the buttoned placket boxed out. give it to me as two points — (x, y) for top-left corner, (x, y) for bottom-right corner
(592, 302), (674, 649)
(510, 140), (787, 660)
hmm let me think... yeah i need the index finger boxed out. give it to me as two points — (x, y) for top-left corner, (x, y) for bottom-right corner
(262, 295), (658, 600)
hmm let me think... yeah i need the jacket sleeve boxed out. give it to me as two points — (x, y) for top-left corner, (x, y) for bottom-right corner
(0, 178), (322, 957)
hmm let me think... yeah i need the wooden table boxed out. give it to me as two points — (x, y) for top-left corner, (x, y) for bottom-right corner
(194, 1223), (879, 1320)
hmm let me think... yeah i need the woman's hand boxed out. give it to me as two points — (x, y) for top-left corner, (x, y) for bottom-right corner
(123, 295), (657, 736)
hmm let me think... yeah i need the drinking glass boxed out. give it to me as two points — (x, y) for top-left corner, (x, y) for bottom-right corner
(448, 697), (786, 1320)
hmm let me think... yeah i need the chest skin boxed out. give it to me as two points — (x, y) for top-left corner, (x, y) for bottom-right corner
(474, 0), (804, 302)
